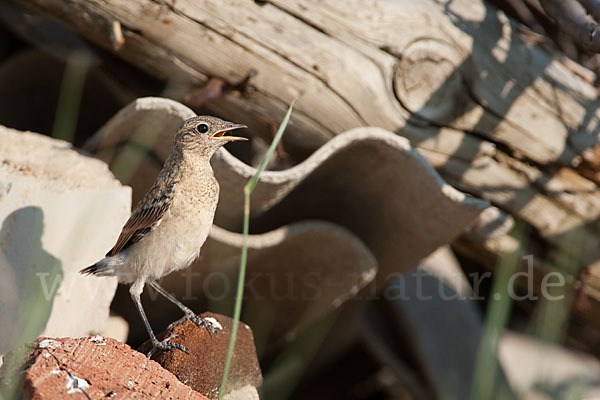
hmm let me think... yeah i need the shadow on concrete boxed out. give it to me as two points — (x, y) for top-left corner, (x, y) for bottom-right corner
(0, 206), (62, 354)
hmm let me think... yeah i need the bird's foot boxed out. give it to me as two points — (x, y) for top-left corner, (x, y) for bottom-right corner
(146, 334), (188, 358)
(168, 312), (222, 335)
(189, 314), (221, 335)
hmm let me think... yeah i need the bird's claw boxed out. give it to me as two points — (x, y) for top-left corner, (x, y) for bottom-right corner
(190, 315), (219, 335)
(167, 316), (187, 330)
(146, 334), (188, 358)
(168, 312), (220, 335)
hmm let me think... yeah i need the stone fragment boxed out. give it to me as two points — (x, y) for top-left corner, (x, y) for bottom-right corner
(499, 332), (600, 398)
(223, 385), (259, 400)
(138, 313), (262, 400)
(0, 126), (131, 354)
(2, 336), (208, 400)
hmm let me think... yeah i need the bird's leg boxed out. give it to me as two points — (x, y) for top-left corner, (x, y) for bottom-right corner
(149, 281), (219, 335)
(129, 280), (188, 357)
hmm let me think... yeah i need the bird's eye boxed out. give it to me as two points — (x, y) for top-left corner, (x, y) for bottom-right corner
(196, 123), (209, 134)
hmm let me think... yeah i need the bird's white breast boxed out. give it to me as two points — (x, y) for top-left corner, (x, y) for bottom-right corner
(124, 176), (219, 281)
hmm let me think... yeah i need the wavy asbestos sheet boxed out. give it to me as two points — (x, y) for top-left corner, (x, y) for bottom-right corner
(87, 97), (488, 278)
(86, 97), (487, 341)
(213, 128), (489, 284)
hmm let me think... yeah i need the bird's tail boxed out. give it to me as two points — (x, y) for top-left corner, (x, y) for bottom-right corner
(80, 258), (114, 276)
(80, 263), (101, 275)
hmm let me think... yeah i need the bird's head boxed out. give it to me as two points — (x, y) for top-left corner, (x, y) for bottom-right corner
(174, 115), (247, 156)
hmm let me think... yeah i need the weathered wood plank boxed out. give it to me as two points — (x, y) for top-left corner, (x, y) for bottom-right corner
(18, 0), (600, 165)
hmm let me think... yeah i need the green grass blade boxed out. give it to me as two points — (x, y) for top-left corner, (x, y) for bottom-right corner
(530, 227), (582, 344)
(219, 102), (294, 399)
(52, 52), (91, 142)
(469, 222), (529, 400)
(245, 101), (295, 194)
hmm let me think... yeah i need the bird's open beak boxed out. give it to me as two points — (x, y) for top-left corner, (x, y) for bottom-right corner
(210, 123), (248, 141)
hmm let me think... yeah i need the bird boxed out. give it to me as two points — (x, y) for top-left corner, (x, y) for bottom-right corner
(81, 115), (247, 356)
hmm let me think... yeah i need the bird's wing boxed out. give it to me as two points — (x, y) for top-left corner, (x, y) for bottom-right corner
(106, 184), (173, 256)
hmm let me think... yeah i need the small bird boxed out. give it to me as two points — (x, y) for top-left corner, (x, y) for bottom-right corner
(81, 116), (247, 356)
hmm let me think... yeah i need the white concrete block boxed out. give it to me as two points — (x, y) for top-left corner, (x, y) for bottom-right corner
(0, 126), (130, 353)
